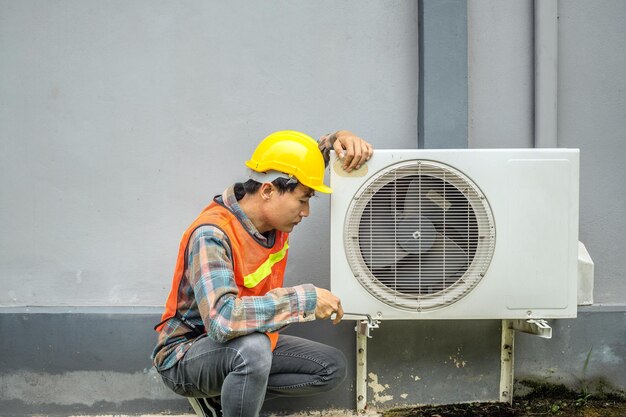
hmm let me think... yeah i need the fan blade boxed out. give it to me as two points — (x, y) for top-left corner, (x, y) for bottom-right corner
(400, 177), (449, 224)
(392, 233), (469, 294)
(358, 198), (408, 269)
(418, 233), (469, 285)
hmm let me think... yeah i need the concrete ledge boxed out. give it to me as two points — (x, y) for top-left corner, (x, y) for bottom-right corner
(1, 309), (624, 416)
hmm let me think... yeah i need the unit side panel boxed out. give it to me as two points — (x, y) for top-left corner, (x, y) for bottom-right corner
(504, 159), (572, 310)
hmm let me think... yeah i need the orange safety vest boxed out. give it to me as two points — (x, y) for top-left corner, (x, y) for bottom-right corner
(156, 198), (289, 350)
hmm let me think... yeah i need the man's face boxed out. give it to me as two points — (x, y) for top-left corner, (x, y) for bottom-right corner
(267, 184), (314, 233)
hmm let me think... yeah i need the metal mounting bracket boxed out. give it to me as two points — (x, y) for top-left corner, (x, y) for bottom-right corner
(500, 319), (553, 405)
(355, 314), (380, 338)
(350, 316), (552, 410)
(349, 314), (380, 413)
(511, 319), (552, 339)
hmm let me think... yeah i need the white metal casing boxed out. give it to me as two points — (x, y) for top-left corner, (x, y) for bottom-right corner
(330, 149), (580, 320)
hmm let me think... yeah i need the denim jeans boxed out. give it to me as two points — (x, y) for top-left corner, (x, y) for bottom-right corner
(158, 333), (347, 417)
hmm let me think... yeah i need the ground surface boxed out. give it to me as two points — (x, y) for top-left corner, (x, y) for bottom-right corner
(63, 385), (626, 417)
(383, 398), (626, 417)
(382, 386), (626, 417)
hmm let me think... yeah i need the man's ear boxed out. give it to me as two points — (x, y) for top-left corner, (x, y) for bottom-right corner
(259, 182), (274, 201)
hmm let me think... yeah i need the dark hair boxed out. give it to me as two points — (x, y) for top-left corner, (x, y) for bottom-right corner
(242, 177), (300, 195)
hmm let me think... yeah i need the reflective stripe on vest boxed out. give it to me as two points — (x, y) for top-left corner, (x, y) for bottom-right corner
(243, 241), (289, 288)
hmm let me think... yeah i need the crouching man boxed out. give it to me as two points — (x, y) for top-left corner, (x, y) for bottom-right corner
(152, 130), (373, 417)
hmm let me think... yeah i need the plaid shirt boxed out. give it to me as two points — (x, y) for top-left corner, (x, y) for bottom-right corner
(152, 134), (334, 371)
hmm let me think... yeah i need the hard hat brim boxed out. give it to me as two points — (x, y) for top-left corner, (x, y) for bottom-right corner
(310, 183), (333, 194)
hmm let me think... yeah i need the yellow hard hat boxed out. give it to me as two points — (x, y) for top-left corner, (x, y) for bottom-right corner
(245, 130), (332, 194)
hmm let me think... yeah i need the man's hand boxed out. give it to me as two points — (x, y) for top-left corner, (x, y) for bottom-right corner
(314, 287), (344, 324)
(332, 130), (374, 172)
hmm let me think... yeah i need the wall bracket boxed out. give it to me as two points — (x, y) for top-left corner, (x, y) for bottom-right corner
(500, 319), (552, 404)
(351, 315), (380, 413)
(353, 318), (552, 410)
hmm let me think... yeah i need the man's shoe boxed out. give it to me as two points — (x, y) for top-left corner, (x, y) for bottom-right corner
(188, 396), (222, 417)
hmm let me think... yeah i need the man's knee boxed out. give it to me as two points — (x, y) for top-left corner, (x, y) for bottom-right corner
(325, 347), (347, 390)
(231, 333), (273, 376)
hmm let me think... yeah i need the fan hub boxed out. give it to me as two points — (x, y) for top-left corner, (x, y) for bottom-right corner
(398, 216), (436, 254)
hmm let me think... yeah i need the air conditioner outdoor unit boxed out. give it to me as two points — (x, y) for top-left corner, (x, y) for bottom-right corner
(330, 149), (579, 320)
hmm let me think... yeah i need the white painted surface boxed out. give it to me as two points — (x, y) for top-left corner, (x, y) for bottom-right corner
(331, 149), (580, 319)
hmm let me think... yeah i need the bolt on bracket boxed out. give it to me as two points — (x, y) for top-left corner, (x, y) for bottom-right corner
(351, 313), (380, 338)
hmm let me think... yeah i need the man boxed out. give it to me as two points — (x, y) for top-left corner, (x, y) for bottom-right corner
(152, 130), (373, 417)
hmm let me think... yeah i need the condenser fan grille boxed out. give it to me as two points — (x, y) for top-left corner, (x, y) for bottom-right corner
(344, 160), (495, 311)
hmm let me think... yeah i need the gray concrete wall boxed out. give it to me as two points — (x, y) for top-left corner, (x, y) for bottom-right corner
(468, 0), (534, 148)
(557, 0), (626, 305)
(1, 0), (625, 416)
(0, 0), (418, 308)
(0, 0), (419, 415)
